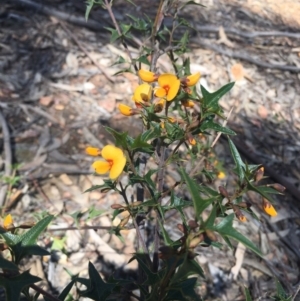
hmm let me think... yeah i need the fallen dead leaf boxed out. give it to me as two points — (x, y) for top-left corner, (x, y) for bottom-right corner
(231, 63), (245, 81)
(257, 105), (269, 119)
(59, 174), (73, 186)
(39, 95), (54, 107)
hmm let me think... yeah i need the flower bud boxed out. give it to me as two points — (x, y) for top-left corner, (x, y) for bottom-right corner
(219, 186), (229, 198)
(138, 69), (158, 83)
(238, 201), (251, 209)
(118, 103), (134, 116)
(188, 220), (198, 229)
(85, 146), (102, 156)
(182, 72), (201, 87)
(158, 246), (175, 259)
(189, 234), (204, 248)
(205, 230), (217, 242)
(111, 204), (125, 209)
(177, 224), (185, 233)
(255, 166), (264, 183)
(181, 100), (194, 108)
(269, 183), (286, 193)
(262, 198), (277, 217)
(233, 206), (247, 223)
(130, 201), (142, 208)
(119, 215), (130, 227)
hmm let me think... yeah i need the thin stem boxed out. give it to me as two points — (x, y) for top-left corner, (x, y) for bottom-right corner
(104, 0), (138, 72)
(30, 284), (61, 301)
(119, 182), (150, 257)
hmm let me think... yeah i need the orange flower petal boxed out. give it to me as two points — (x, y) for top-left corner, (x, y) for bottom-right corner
(158, 74), (178, 87)
(182, 100), (194, 108)
(186, 72), (201, 86)
(101, 145), (124, 161)
(109, 154), (126, 180)
(86, 147), (101, 156)
(263, 201), (277, 217)
(3, 214), (13, 229)
(132, 83), (152, 103)
(118, 103), (133, 116)
(138, 69), (157, 83)
(155, 87), (167, 98)
(92, 161), (111, 174)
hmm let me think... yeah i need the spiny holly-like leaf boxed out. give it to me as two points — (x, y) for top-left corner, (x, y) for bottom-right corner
(166, 277), (202, 301)
(213, 214), (262, 256)
(79, 262), (115, 300)
(0, 256), (18, 270)
(228, 138), (245, 183)
(201, 82), (234, 109)
(105, 127), (133, 149)
(0, 270), (41, 301)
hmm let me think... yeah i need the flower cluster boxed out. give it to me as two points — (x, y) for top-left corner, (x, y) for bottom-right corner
(118, 69), (201, 116)
(86, 145), (126, 180)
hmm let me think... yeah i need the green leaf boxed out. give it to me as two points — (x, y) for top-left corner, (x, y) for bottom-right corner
(79, 262), (115, 300)
(85, 0), (94, 21)
(201, 82), (234, 109)
(246, 182), (281, 203)
(172, 257), (205, 283)
(0, 256), (18, 270)
(135, 55), (150, 66)
(213, 214), (262, 256)
(203, 206), (217, 229)
(18, 215), (54, 246)
(200, 120), (236, 135)
(179, 169), (213, 218)
(1, 216), (53, 263)
(166, 277), (202, 301)
(87, 205), (105, 220)
(104, 27), (121, 43)
(58, 280), (75, 301)
(244, 287), (252, 301)
(228, 138), (245, 183)
(131, 134), (154, 151)
(105, 127), (133, 149)
(84, 179), (115, 193)
(130, 253), (160, 285)
(0, 270), (41, 301)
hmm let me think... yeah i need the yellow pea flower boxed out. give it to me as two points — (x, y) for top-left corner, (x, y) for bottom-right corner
(132, 83), (152, 104)
(3, 214), (13, 229)
(182, 72), (201, 87)
(91, 145), (126, 180)
(86, 147), (102, 156)
(217, 171), (226, 179)
(155, 74), (180, 101)
(263, 199), (277, 217)
(118, 104), (134, 116)
(138, 69), (158, 83)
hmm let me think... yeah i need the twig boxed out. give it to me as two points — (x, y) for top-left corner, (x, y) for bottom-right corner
(12, 0), (107, 31)
(103, 0), (138, 72)
(195, 25), (300, 40)
(47, 225), (115, 231)
(0, 109), (12, 208)
(195, 40), (300, 73)
(59, 21), (114, 83)
(30, 284), (61, 301)
(292, 283), (300, 301)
